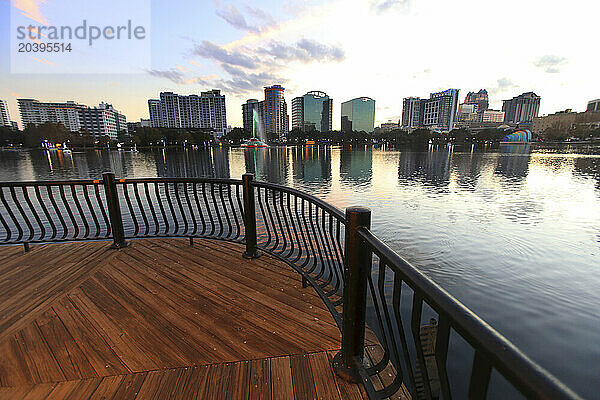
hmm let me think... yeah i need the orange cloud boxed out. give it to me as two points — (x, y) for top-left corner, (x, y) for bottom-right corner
(31, 56), (55, 65)
(11, 0), (49, 26)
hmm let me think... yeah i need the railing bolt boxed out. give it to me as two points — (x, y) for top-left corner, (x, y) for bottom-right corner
(103, 173), (128, 249)
(333, 206), (372, 383)
(242, 173), (261, 259)
(302, 276), (309, 288)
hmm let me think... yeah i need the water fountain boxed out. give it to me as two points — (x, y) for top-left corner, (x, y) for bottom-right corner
(241, 109), (268, 148)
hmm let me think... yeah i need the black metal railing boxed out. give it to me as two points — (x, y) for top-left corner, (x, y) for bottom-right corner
(0, 173), (582, 400)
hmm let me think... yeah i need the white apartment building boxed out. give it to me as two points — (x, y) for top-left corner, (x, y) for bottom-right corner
(147, 90), (228, 136)
(18, 99), (127, 139)
(0, 100), (11, 126)
(79, 103), (127, 140)
(18, 99), (84, 131)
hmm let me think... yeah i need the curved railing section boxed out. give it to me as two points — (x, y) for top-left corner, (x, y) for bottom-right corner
(0, 173), (582, 400)
(0, 179), (111, 244)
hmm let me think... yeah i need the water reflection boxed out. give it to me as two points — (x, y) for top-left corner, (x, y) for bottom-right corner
(340, 146), (372, 186)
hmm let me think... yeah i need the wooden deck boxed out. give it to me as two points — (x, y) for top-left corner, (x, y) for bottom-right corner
(0, 238), (369, 399)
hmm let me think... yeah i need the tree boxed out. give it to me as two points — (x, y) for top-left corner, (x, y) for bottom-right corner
(222, 127), (248, 144)
(23, 122), (72, 148)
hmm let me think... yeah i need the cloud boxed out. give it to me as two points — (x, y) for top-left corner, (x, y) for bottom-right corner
(11, 0), (49, 25)
(489, 77), (518, 95)
(146, 69), (185, 83)
(259, 39), (345, 63)
(218, 63), (282, 94)
(216, 4), (277, 33)
(371, 0), (412, 14)
(534, 55), (567, 73)
(192, 41), (259, 69)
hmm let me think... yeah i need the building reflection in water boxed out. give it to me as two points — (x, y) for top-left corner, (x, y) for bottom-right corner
(494, 144), (532, 180)
(153, 147), (229, 178)
(291, 146), (332, 188)
(398, 148), (452, 190)
(340, 146), (372, 186)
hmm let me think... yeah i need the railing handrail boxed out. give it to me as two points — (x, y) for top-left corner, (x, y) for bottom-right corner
(356, 226), (582, 400)
(251, 180), (346, 222)
(0, 179), (100, 187)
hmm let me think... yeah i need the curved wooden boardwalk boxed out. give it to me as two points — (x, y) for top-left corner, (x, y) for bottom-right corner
(0, 238), (369, 399)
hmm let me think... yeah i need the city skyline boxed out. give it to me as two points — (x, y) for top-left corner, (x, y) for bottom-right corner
(1, 0), (599, 129)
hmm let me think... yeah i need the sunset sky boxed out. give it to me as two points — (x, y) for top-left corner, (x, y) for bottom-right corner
(1, 0), (599, 129)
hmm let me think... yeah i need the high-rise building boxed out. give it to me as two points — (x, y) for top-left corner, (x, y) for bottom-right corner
(291, 91), (333, 132)
(242, 99), (261, 134)
(422, 89), (459, 132)
(0, 100), (11, 126)
(263, 85), (288, 139)
(478, 109), (505, 123)
(587, 99), (600, 112)
(147, 90), (228, 136)
(18, 98), (127, 138)
(502, 92), (541, 124)
(148, 99), (161, 128)
(341, 97), (375, 133)
(401, 97), (423, 129)
(455, 103), (478, 124)
(18, 99), (85, 131)
(464, 89), (489, 111)
(79, 102), (127, 139)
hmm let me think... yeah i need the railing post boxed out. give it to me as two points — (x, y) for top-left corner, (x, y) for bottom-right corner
(102, 173), (127, 249)
(242, 173), (261, 259)
(333, 206), (372, 383)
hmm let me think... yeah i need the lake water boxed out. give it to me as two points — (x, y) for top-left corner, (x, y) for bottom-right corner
(0, 144), (598, 398)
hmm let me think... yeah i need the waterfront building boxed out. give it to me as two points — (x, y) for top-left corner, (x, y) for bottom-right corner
(401, 97), (423, 129)
(341, 97), (375, 133)
(291, 91), (333, 132)
(478, 109), (505, 123)
(464, 89), (489, 111)
(18, 99), (85, 131)
(455, 103), (478, 124)
(79, 102), (127, 140)
(502, 92), (541, 125)
(148, 99), (161, 128)
(587, 99), (600, 112)
(263, 85), (289, 139)
(0, 100), (11, 126)
(378, 121), (399, 132)
(147, 90), (228, 136)
(422, 89), (459, 133)
(127, 119), (151, 134)
(242, 99), (261, 134)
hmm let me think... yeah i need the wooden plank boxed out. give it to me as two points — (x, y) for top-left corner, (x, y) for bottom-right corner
(0, 337), (33, 387)
(111, 254), (289, 361)
(110, 371), (147, 399)
(16, 323), (66, 383)
(134, 369), (165, 399)
(326, 351), (367, 400)
(0, 385), (32, 399)
(249, 358), (271, 400)
(35, 310), (97, 381)
(45, 378), (101, 400)
(87, 374), (125, 400)
(129, 241), (340, 352)
(308, 351), (341, 400)
(179, 365), (210, 400)
(224, 360), (251, 400)
(21, 383), (57, 400)
(270, 356), (294, 400)
(67, 287), (158, 372)
(290, 354), (318, 400)
(51, 297), (129, 377)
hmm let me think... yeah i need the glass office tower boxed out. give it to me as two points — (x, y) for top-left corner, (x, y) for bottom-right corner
(341, 97), (375, 133)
